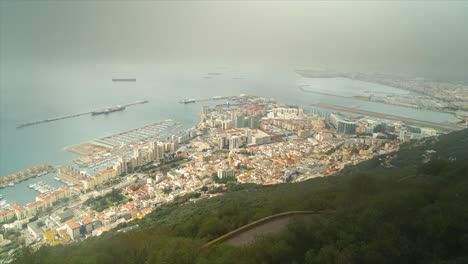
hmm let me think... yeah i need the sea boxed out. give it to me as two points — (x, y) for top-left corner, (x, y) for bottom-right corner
(0, 63), (460, 205)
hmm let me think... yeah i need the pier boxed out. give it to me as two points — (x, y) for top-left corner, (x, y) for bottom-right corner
(16, 100), (148, 129)
(311, 103), (466, 132)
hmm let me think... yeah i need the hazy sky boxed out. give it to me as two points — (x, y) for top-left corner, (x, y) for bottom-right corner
(1, 1), (468, 79)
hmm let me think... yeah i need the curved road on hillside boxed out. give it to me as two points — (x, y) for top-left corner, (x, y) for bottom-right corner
(223, 215), (293, 246)
(204, 211), (320, 248)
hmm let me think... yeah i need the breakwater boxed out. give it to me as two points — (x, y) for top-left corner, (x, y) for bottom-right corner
(16, 100), (148, 129)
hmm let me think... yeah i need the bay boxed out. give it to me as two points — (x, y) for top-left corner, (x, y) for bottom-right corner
(0, 63), (459, 205)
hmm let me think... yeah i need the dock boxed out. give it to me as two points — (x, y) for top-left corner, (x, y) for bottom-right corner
(311, 102), (466, 132)
(16, 100), (148, 129)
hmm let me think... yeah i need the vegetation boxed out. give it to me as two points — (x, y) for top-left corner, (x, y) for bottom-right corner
(213, 175), (237, 184)
(83, 188), (125, 212)
(0, 228), (23, 257)
(11, 129), (468, 264)
(141, 157), (189, 174)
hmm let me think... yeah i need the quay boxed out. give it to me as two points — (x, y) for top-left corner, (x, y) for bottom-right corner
(16, 100), (149, 129)
(0, 164), (51, 188)
(311, 102), (466, 132)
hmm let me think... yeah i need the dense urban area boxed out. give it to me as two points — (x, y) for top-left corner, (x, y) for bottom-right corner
(1, 84), (467, 262)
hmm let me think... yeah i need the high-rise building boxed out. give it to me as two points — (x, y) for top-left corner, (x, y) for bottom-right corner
(148, 141), (156, 159)
(133, 148), (142, 167)
(248, 115), (261, 129)
(222, 120), (233, 130)
(155, 142), (165, 161)
(330, 113), (356, 134)
(217, 169), (235, 179)
(202, 106), (210, 116)
(118, 156), (127, 174)
(234, 114), (245, 128)
(229, 136), (242, 150)
(219, 135), (228, 149)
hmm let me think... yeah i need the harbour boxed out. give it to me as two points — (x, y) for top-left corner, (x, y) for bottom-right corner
(1, 64), (464, 206)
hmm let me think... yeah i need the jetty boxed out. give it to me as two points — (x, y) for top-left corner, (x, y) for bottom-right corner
(16, 100), (148, 129)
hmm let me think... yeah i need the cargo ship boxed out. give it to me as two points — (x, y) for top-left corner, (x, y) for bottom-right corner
(112, 78), (136, 82)
(179, 99), (196, 104)
(92, 105), (126, 115)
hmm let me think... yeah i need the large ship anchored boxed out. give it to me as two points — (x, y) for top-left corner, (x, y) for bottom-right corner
(112, 78), (136, 82)
(92, 105), (126, 115)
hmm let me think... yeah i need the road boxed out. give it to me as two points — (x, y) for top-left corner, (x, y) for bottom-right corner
(311, 102), (466, 132)
(204, 211), (318, 248)
(223, 216), (292, 246)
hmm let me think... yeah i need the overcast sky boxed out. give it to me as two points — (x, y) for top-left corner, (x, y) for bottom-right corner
(1, 1), (468, 79)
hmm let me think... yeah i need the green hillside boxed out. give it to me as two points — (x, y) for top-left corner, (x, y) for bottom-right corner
(12, 129), (468, 264)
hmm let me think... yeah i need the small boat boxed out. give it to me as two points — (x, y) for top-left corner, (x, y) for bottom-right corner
(8, 183), (14, 187)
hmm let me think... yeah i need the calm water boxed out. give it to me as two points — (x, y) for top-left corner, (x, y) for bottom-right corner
(0, 63), (459, 205)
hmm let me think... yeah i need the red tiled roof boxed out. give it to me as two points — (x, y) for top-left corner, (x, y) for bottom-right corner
(26, 200), (43, 208)
(99, 169), (114, 174)
(83, 217), (93, 225)
(10, 204), (24, 211)
(37, 194), (51, 200)
(0, 209), (14, 216)
(66, 219), (80, 229)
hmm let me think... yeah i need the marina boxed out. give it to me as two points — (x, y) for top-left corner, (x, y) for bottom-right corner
(16, 100), (149, 129)
(28, 181), (57, 194)
(0, 200), (9, 210)
(95, 119), (179, 146)
(53, 177), (75, 187)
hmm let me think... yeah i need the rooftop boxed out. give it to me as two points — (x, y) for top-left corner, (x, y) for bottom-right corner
(66, 219), (80, 229)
